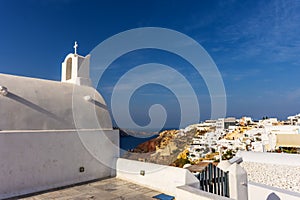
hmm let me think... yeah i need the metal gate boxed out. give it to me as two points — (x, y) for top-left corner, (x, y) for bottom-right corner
(197, 163), (229, 197)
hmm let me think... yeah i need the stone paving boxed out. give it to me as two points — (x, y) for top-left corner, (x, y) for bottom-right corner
(11, 178), (162, 200)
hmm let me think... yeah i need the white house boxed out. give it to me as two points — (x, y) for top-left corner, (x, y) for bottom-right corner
(258, 118), (278, 126)
(288, 113), (300, 126)
(216, 118), (225, 133)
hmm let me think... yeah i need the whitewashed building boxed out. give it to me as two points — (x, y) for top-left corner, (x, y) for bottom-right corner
(258, 118), (278, 126)
(0, 43), (119, 198)
(288, 113), (300, 125)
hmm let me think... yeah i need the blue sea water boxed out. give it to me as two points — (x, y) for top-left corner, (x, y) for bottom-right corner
(120, 135), (157, 151)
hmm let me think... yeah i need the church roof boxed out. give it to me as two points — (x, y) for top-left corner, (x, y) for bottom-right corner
(0, 73), (112, 131)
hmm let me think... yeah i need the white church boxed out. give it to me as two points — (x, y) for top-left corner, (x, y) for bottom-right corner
(0, 43), (119, 199)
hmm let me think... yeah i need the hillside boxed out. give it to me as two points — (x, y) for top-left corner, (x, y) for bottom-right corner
(122, 127), (199, 165)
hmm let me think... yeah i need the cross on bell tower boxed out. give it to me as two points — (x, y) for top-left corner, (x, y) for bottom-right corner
(73, 41), (78, 55)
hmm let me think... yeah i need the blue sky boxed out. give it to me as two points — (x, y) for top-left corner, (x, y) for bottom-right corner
(1, 0), (300, 129)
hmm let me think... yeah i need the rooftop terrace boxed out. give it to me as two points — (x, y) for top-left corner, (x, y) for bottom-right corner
(11, 178), (162, 200)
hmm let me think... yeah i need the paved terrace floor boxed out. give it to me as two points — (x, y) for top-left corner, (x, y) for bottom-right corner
(9, 178), (163, 200)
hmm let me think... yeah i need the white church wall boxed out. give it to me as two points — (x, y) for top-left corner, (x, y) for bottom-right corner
(77, 54), (90, 79)
(0, 129), (119, 199)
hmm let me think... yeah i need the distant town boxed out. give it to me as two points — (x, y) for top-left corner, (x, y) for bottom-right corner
(124, 113), (300, 165)
(177, 113), (300, 163)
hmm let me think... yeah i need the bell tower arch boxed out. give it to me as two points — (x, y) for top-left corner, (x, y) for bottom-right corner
(66, 57), (72, 80)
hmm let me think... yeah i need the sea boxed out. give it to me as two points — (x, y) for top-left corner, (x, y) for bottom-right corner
(119, 127), (178, 151)
(120, 135), (157, 151)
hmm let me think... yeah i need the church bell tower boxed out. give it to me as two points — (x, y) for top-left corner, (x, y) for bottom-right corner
(61, 41), (92, 86)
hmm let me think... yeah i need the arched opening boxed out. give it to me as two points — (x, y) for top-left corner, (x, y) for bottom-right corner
(66, 58), (72, 80)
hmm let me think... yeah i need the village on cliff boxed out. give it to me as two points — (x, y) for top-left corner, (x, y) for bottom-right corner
(126, 114), (300, 166)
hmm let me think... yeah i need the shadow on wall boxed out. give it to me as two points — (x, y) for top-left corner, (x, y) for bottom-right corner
(267, 192), (280, 200)
(91, 99), (108, 110)
(7, 92), (68, 123)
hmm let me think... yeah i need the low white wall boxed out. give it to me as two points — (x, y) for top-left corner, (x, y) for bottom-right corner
(248, 181), (300, 200)
(228, 163), (248, 200)
(176, 186), (234, 200)
(218, 161), (248, 200)
(116, 158), (199, 196)
(236, 151), (300, 166)
(0, 129), (119, 199)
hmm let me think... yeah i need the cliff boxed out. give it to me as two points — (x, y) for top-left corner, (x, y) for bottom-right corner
(122, 127), (199, 165)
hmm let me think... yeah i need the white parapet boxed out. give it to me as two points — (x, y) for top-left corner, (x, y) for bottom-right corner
(218, 160), (248, 200)
(248, 181), (300, 200)
(236, 151), (300, 166)
(116, 158), (199, 196)
(176, 185), (234, 200)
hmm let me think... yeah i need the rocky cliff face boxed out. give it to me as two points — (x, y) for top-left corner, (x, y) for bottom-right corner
(122, 128), (198, 165)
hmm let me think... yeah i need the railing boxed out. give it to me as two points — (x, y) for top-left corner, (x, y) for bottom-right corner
(196, 163), (229, 197)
